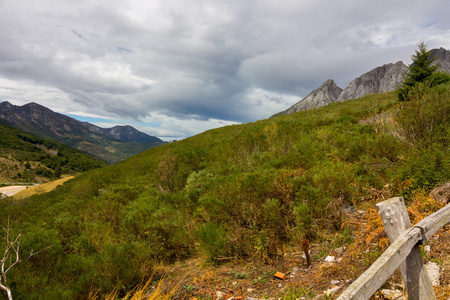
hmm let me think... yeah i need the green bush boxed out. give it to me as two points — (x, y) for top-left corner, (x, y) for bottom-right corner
(396, 146), (450, 197)
(198, 223), (229, 263)
(396, 83), (450, 147)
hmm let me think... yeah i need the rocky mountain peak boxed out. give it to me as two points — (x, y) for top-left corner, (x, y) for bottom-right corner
(272, 47), (450, 118)
(336, 61), (408, 102)
(271, 79), (342, 117)
(430, 47), (450, 73)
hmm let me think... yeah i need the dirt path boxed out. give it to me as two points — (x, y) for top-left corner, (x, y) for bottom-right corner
(0, 186), (30, 197)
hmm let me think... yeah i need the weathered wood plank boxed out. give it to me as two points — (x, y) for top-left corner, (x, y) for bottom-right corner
(338, 197), (448, 300)
(376, 197), (410, 294)
(336, 227), (422, 300)
(414, 202), (450, 243)
(377, 197), (436, 300)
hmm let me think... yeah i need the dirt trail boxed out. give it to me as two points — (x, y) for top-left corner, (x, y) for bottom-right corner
(0, 186), (29, 197)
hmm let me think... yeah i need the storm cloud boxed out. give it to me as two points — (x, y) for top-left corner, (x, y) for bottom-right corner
(0, 0), (449, 139)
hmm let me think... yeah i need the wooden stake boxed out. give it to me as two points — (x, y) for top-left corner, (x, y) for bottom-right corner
(376, 197), (436, 300)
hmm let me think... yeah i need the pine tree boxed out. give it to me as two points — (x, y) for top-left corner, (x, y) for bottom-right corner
(397, 42), (438, 101)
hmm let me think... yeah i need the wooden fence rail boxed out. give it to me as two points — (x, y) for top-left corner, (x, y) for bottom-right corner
(337, 197), (450, 300)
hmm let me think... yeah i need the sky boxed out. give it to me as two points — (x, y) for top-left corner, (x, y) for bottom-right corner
(0, 1), (450, 141)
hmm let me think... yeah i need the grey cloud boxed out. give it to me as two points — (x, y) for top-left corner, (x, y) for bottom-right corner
(0, 0), (450, 139)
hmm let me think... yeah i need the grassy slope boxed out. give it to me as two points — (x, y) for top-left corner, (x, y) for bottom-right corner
(0, 87), (449, 299)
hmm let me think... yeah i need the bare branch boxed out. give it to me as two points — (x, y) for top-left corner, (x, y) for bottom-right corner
(1, 217), (52, 300)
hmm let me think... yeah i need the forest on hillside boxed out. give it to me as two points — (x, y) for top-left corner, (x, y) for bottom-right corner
(0, 123), (106, 183)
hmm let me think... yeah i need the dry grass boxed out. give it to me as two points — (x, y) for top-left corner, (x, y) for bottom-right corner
(12, 176), (74, 199)
(89, 275), (180, 300)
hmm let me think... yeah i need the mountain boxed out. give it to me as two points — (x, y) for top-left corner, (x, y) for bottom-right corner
(272, 47), (450, 116)
(271, 79), (343, 117)
(336, 61), (408, 102)
(0, 101), (164, 163)
(337, 48), (450, 102)
(0, 122), (106, 183)
(430, 47), (450, 73)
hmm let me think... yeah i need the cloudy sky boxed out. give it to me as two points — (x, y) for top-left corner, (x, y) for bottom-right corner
(0, 0), (449, 140)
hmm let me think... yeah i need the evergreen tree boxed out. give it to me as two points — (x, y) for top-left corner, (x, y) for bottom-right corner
(397, 42), (438, 101)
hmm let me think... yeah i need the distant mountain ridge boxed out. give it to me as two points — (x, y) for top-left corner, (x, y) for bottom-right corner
(0, 122), (106, 183)
(273, 47), (450, 116)
(0, 101), (164, 163)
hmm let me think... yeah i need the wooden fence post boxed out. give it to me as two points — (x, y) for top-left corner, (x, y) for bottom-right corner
(376, 197), (436, 300)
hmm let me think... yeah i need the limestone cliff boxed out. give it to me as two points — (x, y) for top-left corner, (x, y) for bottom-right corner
(271, 79), (342, 117)
(337, 61), (408, 102)
(430, 47), (450, 74)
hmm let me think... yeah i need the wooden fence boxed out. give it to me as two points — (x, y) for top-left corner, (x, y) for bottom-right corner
(337, 197), (450, 300)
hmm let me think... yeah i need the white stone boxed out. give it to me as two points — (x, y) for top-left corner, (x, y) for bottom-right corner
(425, 261), (440, 287)
(324, 285), (340, 296)
(424, 245), (431, 253)
(331, 280), (340, 285)
(325, 256), (335, 263)
(216, 291), (225, 300)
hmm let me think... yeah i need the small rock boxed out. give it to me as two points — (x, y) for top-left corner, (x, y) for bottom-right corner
(216, 291), (225, 299)
(380, 289), (405, 299)
(341, 205), (355, 213)
(324, 285), (340, 296)
(424, 245), (431, 253)
(247, 288), (254, 293)
(331, 280), (340, 285)
(325, 256), (335, 263)
(334, 246), (346, 256)
(293, 267), (299, 272)
(425, 261), (440, 287)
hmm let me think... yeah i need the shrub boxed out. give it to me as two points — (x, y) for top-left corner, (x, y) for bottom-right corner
(395, 83), (450, 147)
(198, 223), (229, 263)
(395, 147), (450, 197)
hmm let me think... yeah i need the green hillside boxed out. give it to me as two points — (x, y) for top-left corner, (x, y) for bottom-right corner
(0, 123), (106, 184)
(0, 83), (449, 299)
